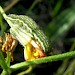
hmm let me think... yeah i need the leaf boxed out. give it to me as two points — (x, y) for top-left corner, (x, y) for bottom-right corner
(46, 6), (75, 42)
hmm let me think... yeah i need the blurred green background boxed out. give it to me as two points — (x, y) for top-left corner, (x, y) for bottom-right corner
(0, 0), (75, 75)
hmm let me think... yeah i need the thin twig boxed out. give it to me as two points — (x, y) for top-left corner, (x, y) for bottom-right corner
(26, 0), (42, 15)
(10, 50), (75, 72)
(4, 0), (20, 12)
(17, 66), (32, 75)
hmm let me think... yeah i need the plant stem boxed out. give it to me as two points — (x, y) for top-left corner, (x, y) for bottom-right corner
(4, 0), (20, 12)
(0, 6), (8, 20)
(17, 66), (32, 75)
(26, 0), (42, 15)
(52, 0), (63, 17)
(63, 60), (75, 75)
(56, 40), (75, 75)
(10, 50), (75, 72)
(6, 51), (11, 67)
(0, 51), (10, 74)
(0, 14), (5, 35)
(56, 59), (69, 75)
(69, 40), (75, 51)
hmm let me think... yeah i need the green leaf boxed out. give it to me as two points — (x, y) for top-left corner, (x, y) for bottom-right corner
(46, 6), (75, 42)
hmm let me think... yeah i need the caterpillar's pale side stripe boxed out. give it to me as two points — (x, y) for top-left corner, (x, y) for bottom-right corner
(8, 15), (38, 29)
(6, 17), (32, 33)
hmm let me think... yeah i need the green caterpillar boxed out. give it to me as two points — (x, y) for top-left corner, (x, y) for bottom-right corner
(8, 14), (50, 52)
(0, 6), (51, 60)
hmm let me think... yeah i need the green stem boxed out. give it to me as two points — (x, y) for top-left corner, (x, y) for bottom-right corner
(56, 40), (75, 75)
(0, 14), (5, 35)
(26, 0), (42, 15)
(17, 66), (32, 75)
(0, 6), (8, 20)
(63, 60), (75, 75)
(10, 50), (75, 72)
(69, 40), (75, 51)
(56, 59), (69, 75)
(52, 0), (63, 17)
(1, 52), (11, 75)
(6, 51), (11, 67)
(0, 51), (10, 74)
